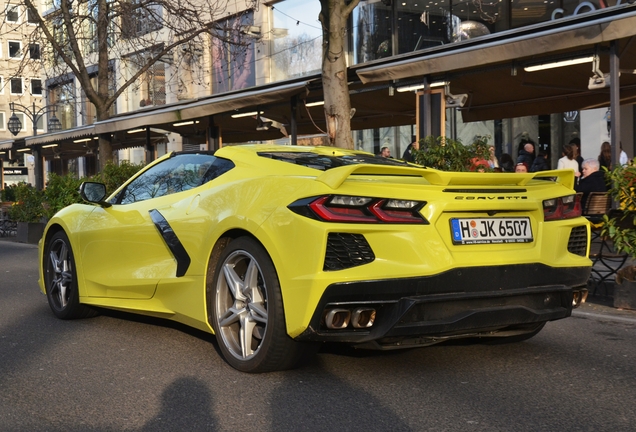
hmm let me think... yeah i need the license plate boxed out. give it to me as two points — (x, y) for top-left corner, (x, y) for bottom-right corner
(450, 217), (533, 245)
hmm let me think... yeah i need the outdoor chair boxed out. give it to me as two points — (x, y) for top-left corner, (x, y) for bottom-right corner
(583, 192), (629, 296)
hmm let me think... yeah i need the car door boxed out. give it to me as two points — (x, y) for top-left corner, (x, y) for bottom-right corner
(77, 153), (232, 299)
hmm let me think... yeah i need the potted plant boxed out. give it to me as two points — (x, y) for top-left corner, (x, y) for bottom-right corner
(8, 183), (47, 244)
(602, 157), (636, 309)
(415, 135), (492, 171)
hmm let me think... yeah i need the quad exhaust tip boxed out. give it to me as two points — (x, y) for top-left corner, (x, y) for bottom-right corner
(324, 307), (376, 330)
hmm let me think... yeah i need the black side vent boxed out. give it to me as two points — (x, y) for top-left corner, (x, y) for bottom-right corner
(324, 233), (375, 271)
(568, 226), (588, 256)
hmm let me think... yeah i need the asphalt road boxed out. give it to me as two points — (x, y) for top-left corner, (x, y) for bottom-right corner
(2, 240), (636, 432)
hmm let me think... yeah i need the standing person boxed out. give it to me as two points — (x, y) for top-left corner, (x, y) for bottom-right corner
(402, 137), (420, 163)
(557, 143), (581, 178)
(598, 141), (612, 171)
(575, 158), (608, 210)
(569, 137), (584, 173)
(487, 145), (499, 169)
(620, 142), (629, 166)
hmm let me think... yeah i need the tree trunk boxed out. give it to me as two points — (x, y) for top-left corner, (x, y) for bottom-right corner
(320, 0), (360, 149)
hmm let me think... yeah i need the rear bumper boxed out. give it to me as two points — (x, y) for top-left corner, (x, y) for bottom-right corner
(295, 263), (590, 347)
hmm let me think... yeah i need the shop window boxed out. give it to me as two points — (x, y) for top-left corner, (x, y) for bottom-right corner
(352, 1), (394, 64)
(269, 0), (322, 82)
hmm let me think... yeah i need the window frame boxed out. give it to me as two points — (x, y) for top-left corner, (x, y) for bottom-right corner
(29, 43), (41, 59)
(31, 79), (42, 96)
(8, 40), (22, 59)
(112, 153), (235, 205)
(6, 5), (20, 23)
(10, 77), (23, 95)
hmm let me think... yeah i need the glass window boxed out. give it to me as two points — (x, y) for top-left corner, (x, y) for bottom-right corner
(0, 112), (5, 131)
(31, 79), (42, 96)
(211, 12), (256, 94)
(27, 7), (39, 24)
(115, 153), (235, 204)
(0, 77), (3, 94)
(396, 1), (450, 54)
(29, 44), (40, 59)
(8, 41), (22, 58)
(10, 78), (23, 95)
(269, 0), (322, 81)
(49, 82), (76, 129)
(6, 5), (19, 23)
(352, 0), (394, 64)
(121, 0), (163, 38)
(14, 113), (26, 132)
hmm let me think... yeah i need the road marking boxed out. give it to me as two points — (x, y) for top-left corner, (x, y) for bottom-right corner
(573, 310), (636, 324)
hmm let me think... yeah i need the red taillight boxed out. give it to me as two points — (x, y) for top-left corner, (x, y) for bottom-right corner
(543, 194), (582, 221)
(301, 195), (428, 224)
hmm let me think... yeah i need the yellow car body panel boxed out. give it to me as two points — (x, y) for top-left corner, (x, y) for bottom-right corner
(38, 145), (591, 349)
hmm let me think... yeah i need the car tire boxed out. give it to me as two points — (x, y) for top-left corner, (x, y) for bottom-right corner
(44, 231), (97, 320)
(482, 322), (546, 345)
(209, 236), (317, 373)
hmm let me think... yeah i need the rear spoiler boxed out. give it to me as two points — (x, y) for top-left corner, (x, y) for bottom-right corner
(316, 165), (576, 190)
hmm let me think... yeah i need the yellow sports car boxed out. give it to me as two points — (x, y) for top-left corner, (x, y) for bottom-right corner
(38, 145), (591, 372)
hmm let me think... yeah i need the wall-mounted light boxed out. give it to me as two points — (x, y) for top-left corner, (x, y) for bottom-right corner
(73, 137), (93, 143)
(17, 148), (31, 152)
(42, 143), (59, 148)
(231, 111), (263, 118)
(127, 128), (147, 134)
(524, 56), (594, 72)
(396, 81), (448, 92)
(305, 101), (325, 107)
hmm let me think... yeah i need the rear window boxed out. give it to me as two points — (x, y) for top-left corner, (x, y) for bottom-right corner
(258, 151), (411, 171)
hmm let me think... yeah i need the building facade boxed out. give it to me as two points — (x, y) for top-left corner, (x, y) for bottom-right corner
(2, 0), (635, 189)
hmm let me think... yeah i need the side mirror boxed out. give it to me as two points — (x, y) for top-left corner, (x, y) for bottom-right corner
(79, 182), (111, 207)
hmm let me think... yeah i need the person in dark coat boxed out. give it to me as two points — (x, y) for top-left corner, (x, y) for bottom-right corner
(530, 150), (549, 172)
(517, 140), (535, 168)
(402, 138), (420, 163)
(575, 158), (607, 210)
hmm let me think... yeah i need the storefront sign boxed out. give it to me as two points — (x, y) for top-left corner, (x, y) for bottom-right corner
(3, 167), (28, 176)
(551, 1), (630, 21)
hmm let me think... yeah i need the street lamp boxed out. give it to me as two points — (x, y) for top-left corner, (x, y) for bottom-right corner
(8, 102), (63, 190)
(8, 102), (62, 137)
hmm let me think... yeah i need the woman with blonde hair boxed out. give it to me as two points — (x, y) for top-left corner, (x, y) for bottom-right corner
(598, 141), (612, 170)
(557, 143), (580, 177)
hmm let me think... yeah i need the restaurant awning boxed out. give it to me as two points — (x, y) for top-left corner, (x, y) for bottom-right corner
(0, 140), (14, 150)
(25, 125), (96, 146)
(354, 6), (636, 122)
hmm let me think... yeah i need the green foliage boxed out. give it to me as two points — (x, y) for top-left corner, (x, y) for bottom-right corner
(8, 183), (47, 223)
(91, 160), (144, 195)
(414, 136), (491, 172)
(1, 184), (18, 202)
(43, 173), (84, 218)
(6, 161), (145, 222)
(602, 157), (636, 263)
